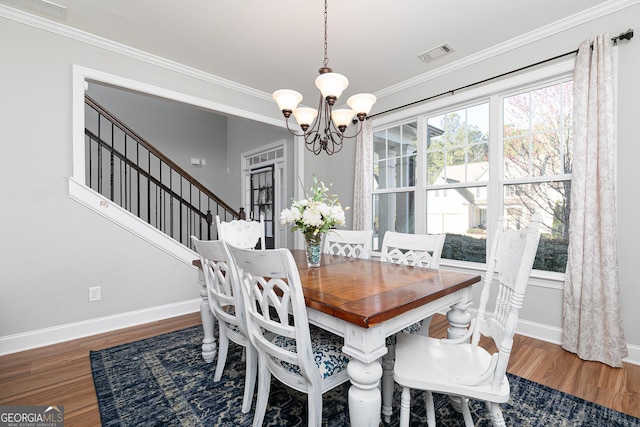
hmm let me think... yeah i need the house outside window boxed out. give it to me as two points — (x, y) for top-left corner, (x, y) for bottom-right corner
(426, 102), (490, 263)
(371, 73), (573, 274)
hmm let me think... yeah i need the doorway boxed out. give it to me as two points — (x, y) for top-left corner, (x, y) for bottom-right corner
(250, 165), (274, 249)
(242, 142), (286, 249)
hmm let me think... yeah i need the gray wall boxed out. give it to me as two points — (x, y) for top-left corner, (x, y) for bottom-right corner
(367, 5), (640, 350)
(87, 83), (232, 204)
(0, 14), (278, 339)
(226, 116), (294, 210)
(85, 83), (292, 214)
(300, 131), (358, 229)
(1, 3), (638, 356)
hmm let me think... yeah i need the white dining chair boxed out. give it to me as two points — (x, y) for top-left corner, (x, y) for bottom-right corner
(381, 231), (446, 337)
(191, 236), (257, 414)
(216, 215), (265, 250)
(381, 231), (446, 269)
(379, 231), (446, 422)
(227, 245), (350, 427)
(393, 215), (541, 427)
(323, 229), (373, 259)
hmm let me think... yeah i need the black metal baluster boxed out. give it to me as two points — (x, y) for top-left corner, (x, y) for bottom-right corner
(109, 122), (115, 202)
(84, 94), (241, 248)
(97, 113), (102, 195)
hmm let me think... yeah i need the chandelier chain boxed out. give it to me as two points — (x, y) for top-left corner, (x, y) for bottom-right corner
(323, 0), (329, 68)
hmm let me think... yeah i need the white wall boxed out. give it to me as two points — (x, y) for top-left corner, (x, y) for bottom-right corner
(1, 3), (638, 361)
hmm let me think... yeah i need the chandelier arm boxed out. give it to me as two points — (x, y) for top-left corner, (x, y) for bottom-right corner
(331, 133), (344, 154)
(310, 94), (325, 135)
(314, 135), (324, 155)
(347, 119), (366, 139)
(305, 130), (323, 155)
(323, 98), (333, 135)
(328, 117), (345, 137)
(325, 132), (343, 155)
(284, 117), (307, 137)
(327, 114), (365, 140)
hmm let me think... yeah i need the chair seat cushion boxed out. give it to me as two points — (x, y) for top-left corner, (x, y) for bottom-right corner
(220, 321), (243, 335)
(272, 325), (349, 380)
(393, 332), (510, 402)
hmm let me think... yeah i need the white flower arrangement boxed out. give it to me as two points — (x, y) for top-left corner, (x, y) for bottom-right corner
(280, 176), (347, 241)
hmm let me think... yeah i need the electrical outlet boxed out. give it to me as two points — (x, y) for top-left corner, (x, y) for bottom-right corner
(89, 286), (101, 302)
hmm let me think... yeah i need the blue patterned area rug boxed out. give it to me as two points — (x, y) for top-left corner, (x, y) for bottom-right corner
(90, 325), (639, 426)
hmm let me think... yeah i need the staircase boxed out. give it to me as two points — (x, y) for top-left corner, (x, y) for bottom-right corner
(84, 94), (240, 250)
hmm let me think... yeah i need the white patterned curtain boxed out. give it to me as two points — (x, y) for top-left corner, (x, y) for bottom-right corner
(562, 33), (627, 367)
(353, 119), (373, 230)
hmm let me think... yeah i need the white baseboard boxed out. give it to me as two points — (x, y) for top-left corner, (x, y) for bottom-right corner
(0, 299), (200, 356)
(516, 317), (640, 366)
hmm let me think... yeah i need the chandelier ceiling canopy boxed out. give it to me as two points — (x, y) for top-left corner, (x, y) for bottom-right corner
(272, 0), (376, 155)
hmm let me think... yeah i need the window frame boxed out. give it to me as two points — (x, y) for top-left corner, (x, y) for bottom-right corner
(370, 58), (575, 284)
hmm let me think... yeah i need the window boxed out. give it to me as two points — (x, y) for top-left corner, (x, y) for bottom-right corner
(372, 122), (417, 250)
(502, 81), (572, 272)
(426, 103), (490, 263)
(371, 73), (573, 274)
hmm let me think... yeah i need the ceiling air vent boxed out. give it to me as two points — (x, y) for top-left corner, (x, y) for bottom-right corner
(418, 43), (454, 63)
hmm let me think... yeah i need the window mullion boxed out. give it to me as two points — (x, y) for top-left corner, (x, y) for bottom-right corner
(487, 93), (503, 258)
(415, 115), (427, 234)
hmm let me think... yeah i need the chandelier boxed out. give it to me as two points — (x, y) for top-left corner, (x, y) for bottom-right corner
(272, 0), (376, 155)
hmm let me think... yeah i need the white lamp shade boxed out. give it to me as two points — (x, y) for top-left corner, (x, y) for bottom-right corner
(315, 72), (349, 99)
(331, 109), (355, 127)
(347, 93), (377, 115)
(272, 89), (303, 111)
(292, 107), (318, 126)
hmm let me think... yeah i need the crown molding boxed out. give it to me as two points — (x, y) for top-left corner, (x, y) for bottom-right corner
(2, 0), (637, 102)
(0, 3), (273, 102)
(375, 0), (640, 98)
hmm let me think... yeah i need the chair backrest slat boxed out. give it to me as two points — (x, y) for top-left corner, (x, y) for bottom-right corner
(228, 246), (322, 388)
(191, 237), (248, 337)
(381, 232), (446, 269)
(216, 215), (266, 250)
(323, 229), (373, 259)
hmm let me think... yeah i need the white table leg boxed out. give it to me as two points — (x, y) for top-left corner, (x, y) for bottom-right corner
(197, 268), (216, 363)
(381, 343), (395, 423)
(347, 359), (383, 427)
(446, 288), (472, 339)
(446, 288), (472, 412)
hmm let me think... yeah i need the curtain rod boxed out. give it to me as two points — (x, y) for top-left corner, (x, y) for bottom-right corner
(367, 28), (634, 120)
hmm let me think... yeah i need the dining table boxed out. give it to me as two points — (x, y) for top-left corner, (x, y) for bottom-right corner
(193, 249), (481, 427)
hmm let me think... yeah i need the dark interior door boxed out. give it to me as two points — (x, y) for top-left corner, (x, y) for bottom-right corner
(250, 165), (274, 249)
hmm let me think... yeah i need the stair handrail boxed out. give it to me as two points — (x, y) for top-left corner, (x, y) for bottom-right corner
(85, 94), (239, 218)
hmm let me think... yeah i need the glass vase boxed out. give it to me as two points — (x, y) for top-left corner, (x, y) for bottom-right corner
(304, 233), (323, 268)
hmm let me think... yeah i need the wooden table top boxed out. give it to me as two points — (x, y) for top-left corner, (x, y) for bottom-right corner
(193, 249), (481, 329)
(289, 250), (481, 328)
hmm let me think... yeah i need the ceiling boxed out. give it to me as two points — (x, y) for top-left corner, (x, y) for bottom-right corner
(3, 0), (617, 112)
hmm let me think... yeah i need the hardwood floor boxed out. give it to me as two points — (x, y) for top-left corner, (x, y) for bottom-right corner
(0, 313), (638, 426)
